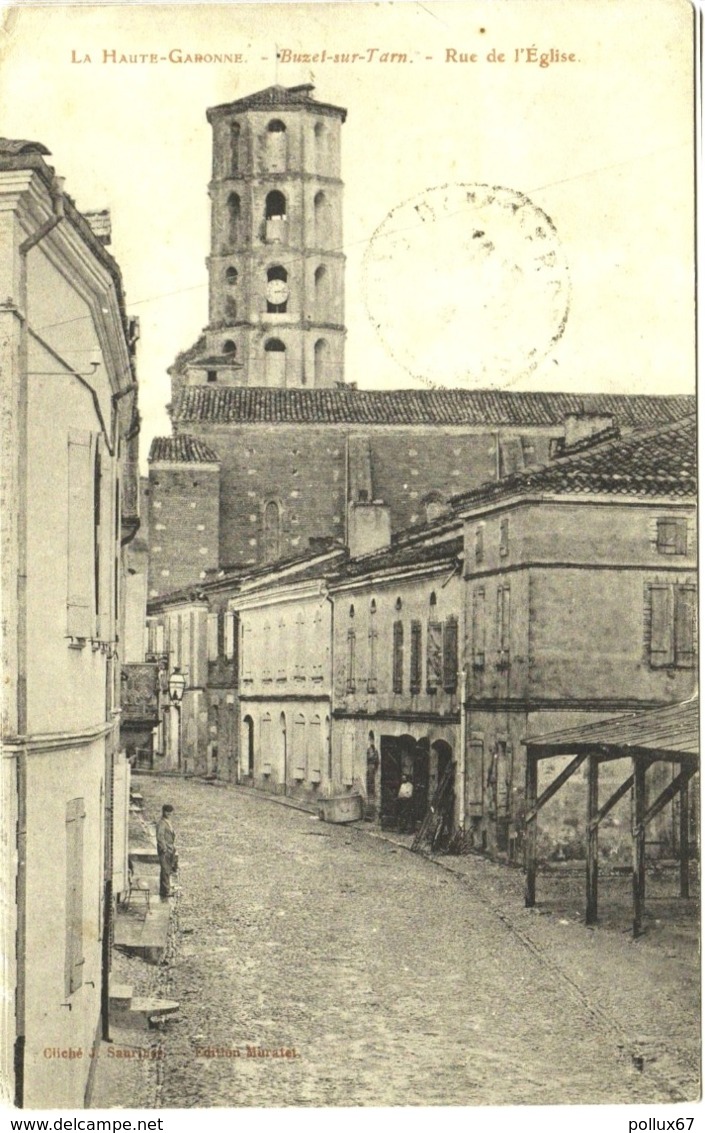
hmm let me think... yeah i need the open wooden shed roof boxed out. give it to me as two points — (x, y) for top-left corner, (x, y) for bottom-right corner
(524, 699), (699, 764)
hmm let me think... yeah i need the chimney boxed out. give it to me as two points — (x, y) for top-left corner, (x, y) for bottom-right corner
(82, 208), (112, 245)
(347, 500), (391, 559)
(563, 413), (615, 450)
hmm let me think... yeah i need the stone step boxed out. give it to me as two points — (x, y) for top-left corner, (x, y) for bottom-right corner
(129, 997), (179, 1019)
(114, 899), (170, 963)
(108, 983), (133, 1006)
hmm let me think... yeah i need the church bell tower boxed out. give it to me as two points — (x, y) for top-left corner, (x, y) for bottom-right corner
(198, 83), (347, 389)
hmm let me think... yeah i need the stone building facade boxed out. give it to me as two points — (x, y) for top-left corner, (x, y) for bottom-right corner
(328, 522), (464, 828)
(0, 140), (139, 1107)
(232, 547), (345, 798)
(456, 414), (698, 860)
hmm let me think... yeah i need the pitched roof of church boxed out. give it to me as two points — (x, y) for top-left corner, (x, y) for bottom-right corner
(452, 413), (696, 507)
(149, 435), (220, 464)
(172, 386), (693, 429)
(207, 84), (347, 122)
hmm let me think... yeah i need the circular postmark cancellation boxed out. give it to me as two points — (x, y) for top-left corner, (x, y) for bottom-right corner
(363, 183), (571, 390)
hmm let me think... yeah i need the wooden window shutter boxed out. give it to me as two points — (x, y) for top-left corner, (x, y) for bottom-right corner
(65, 797), (86, 997)
(342, 731), (354, 785)
(675, 585), (697, 668)
(67, 430), (94, 639)
(466, 738), (484, 816)
(277, 618), (287, 680)
(207, 613), (219, 660)
(648, 584), (674, 667)
(293, 715), (306, 778)
(497, 584), (511, 657)
(262, 623), (272, 679)
(427, 621), (443, 691)
(217, 610), (225, 657)
(346, 628), (356, 692)
(112, 754), (130, 896)
(224, 612), (235, 659)
(443, 617), (458, 692)
(472, 587), (485, 667)
(367, 621), (378, 692)
(410, 621), (422, 692)
(243, 621), (253, 680)
(392, 621), (404, 694)
(308, 716), (322, 782)
(261, 714), (272, 774)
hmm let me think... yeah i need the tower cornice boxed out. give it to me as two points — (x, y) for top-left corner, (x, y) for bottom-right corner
(207, 84), (347, 123)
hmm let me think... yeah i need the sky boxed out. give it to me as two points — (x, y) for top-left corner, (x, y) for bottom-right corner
(0, 0), (695, 468)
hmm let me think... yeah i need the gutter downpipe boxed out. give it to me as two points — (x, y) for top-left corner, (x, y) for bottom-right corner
(458, 668), (467, 837)
(14, 176), (65, 1108)
(324, 583), (335, 784)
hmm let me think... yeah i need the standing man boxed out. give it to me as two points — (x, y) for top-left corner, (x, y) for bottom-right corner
(156, 804), (177, 899)
(397, 774), (414, 833)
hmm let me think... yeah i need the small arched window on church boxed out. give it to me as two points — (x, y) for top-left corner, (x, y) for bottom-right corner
(266, 265), (288, 313)
(314, 190), (332, 246)
(313, 120), (326, 171)
(225, 266), (238, 285)
(314, 339), (329, 387)
(222, 340), (237, 357)
(230, 121), (241, 175)
(263, 500), (281, 562)
(265, 190), (287, 243)
(314, 264), (328, 315)
(264, 337), (286, 387)
(265, 119), (287, 173)
(227, 192), (241, 248)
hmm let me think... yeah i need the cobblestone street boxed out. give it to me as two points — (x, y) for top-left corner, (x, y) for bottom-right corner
(97, 775), (699, 1109)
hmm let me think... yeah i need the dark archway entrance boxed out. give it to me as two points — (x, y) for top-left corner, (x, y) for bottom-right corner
(380, 734), (431, 832)
(241, 715), (254, 779)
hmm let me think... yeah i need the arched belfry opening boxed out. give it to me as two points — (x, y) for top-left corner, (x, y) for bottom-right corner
(264, 337), (286, 386)
(227, 192), (241, 247)
(314, 338), (329, 386)
(314, 190), (332, 246)
(265, 190), (287, 243)
(265, 119), (287, 172)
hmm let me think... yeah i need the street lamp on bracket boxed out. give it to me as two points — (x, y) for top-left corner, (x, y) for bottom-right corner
(168, 667), (187, 773)
(168, 667), (186, 704)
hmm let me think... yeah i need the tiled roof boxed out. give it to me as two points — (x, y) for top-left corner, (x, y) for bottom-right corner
(331, 534), (464, 585)
(172, 386), (694, 428)
(0, 138), (51, 156)
(149, 435), (221, 464)
(453, 413), (696, 506)
(207, 84), (347, 122)
(239, 547), (348, 593)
